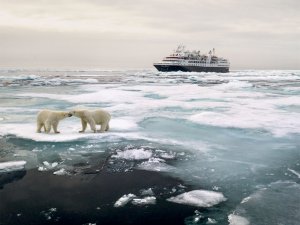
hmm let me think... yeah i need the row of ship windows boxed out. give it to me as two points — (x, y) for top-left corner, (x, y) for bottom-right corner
(188, 61), (210, 63)
(162, 60), (228, 64)
(188, 61), (228, 63)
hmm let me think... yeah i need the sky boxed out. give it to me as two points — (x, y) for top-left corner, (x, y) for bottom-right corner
(0, 0), (299, 70)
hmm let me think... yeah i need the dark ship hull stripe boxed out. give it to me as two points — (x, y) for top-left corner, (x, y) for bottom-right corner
(154, 65), (229, 73)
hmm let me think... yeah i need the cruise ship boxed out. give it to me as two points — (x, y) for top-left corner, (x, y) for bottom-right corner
(153, 45), (230, 73)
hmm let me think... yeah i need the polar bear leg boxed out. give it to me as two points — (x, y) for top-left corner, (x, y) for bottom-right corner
(37, 122), (44, 133)
(79, 118), (87, 133)
(99, 122), (109, 133)
(45, 120), (52, 133)
(105, 123), (110, 131)
(86, 118), (96, 133)
(52, 121), (60, 133)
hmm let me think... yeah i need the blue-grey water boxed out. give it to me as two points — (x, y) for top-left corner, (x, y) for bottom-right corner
(0, 69), (300, 225)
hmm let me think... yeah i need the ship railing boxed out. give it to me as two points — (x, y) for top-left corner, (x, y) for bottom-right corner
(154, 62), (229, 67)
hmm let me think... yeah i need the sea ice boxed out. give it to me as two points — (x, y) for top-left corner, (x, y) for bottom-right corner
(140, 188), (154, 196)
(112, 148), (153, 160)
(241, 196), (251, 204)
(0, 161), (26, 172)
(41, 208), (57, 221)
(38, 161), (59, 172)
(167, 190), (226, 207)
(114, 194), (137, 207)
(131, 196), (156, 206)
(53, 168), (69, 176)
(207, 218), (217, 224)
(138, 157), (173, 172)
(287, 168), (300, 179)
(159, 152), (176, 159)
(228, 214), (250, 225)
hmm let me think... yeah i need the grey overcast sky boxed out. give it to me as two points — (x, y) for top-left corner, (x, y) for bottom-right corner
(0, 0), (299, 70)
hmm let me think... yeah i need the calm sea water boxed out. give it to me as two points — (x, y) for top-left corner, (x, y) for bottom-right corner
(0, 69), (299, 225)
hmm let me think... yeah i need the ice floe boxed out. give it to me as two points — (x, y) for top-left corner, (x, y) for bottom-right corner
(114, 194), (137, 207)
(0, 122), (142, 142)
(287, 168), (300, 179)
(240, 196), (251, 204)
(207, 218), (217, 224)
(159, 151), (176, 159)
(107, 146), (182, 173)
(167, 190), (226, 207)
(53, 168), (69, 176)
(114, 193), (156, 207)
(112, 148), (153, 160)
(131, 196), (156, 206)
(140, 188), (154, 196)
(0, 161), (27, 172)
(38, 161), (59, 171)
(41, 208), (58, 221)
(228, 214), (250, 225)
(138, 157), (173, 172)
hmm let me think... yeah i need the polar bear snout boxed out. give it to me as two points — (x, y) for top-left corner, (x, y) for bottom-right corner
(68, 111), (76, 117)
(67, 113), (72, 117)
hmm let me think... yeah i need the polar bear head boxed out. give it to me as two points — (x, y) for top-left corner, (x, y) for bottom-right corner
(59, 111), (73, 119)
(65, 112), (73, 118)
(69, 110), (84, 118)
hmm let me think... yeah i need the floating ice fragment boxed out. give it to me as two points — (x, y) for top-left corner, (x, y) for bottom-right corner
(207, 218), (217, 224)
(212, 186), (220, 191)
(38, 166), (47, 171)
(194, 215), (202, 223)
(32, 148), (42, 152)
(160, 152), (176, 159)
(138, 157), (172, 172)
(41, 208), (57, 221)
(43, 161), (50, 167)
(241, 196), (251, 204)
(140, 188), (154, 196)
(0, 161), (26, 172)
(287, 168), (300, 179)
(131, 196), (156, 206)
(112, 148), (153, 160)
(53, 168), (69, 176)
(167, 190), (226, 207)
(39, 161), (59, 172)
(178, 184), (186, 189)
(228, 214), (250, 225)
(114, 194), (136, 207)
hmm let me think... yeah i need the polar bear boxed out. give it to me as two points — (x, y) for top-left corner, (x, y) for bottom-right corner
(37, 110), (72, 133)
(70, 109), (111, 133)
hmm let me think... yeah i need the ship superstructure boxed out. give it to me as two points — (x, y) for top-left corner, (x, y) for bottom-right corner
(153, 45), (230, 73)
